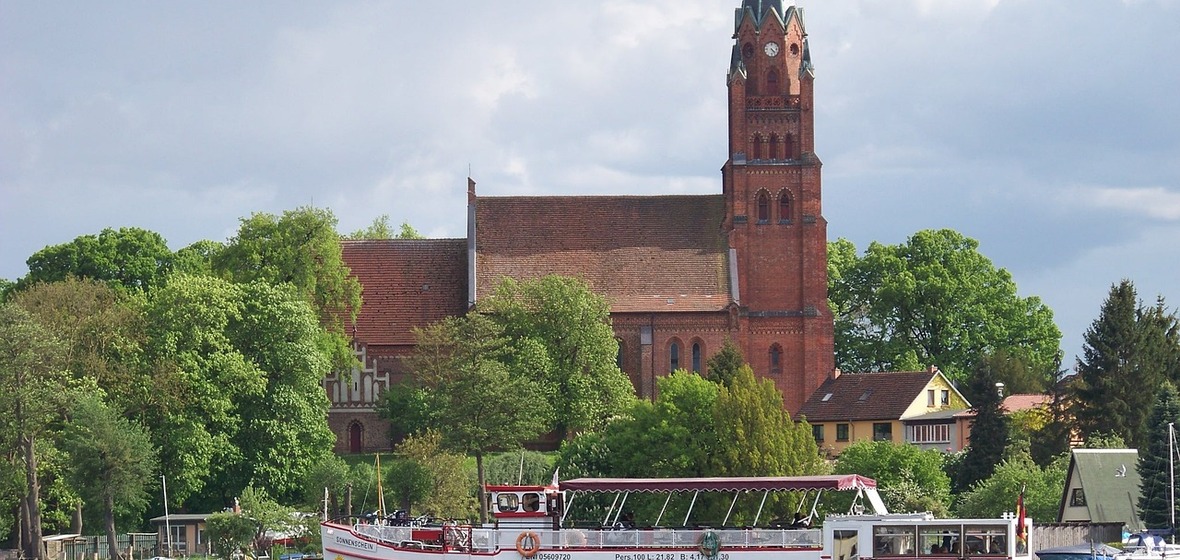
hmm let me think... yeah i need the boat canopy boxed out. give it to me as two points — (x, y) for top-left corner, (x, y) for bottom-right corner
(559, 475), (877, 493)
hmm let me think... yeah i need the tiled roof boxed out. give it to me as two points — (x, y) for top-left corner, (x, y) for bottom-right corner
(797, 370), (938, 422)
(1002, 393), (1051, 412)
(342, 239), (467, 345)
(474, 195), (732, 313)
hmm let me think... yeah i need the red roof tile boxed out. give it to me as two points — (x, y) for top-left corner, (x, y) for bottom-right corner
(475, 195), (732, 313)
(797, 371), (938, 422)
(342, 239), (467, 345)
(1001, 393), (1051, 412)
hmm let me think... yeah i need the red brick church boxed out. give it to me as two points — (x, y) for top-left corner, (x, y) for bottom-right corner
(324, 0), (835, 453)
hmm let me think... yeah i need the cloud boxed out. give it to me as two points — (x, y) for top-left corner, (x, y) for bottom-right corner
(1076, 186), (1180, 221)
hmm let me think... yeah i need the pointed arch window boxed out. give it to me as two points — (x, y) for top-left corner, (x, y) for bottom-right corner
(692, 342), (702, 373)
(769, 135), (781, 160)
(757, 192), (770, 224)
(767, 69), (780, 95)
(785, 134), (796, 159)
(769, 344), (783, 374)
(753, 135), (765, 160)
(778, 190), (792, 223)
(349, 421), (364, 454)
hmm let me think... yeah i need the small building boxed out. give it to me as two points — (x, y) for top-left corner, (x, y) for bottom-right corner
(798, 366), (972, 457)
(149, 513), (210, 556)
(1057, 448), (1142, 530)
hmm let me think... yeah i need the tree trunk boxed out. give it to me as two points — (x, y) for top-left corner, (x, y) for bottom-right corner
(72, 502), (83, 534)
(105, 492), (121, 560)
(345, 484), (353, 522)
(476, 453), (487, 525)
(22, 433), (43, 560)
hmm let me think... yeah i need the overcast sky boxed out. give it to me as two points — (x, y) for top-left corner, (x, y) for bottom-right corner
(3, 1), (1178, 371)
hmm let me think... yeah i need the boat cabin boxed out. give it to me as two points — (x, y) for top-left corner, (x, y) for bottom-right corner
(486, 484), (563, 530)
(824, 513), (1031, 560)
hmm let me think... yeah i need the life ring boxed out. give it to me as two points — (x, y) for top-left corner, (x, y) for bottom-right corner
(699, 530), (720, 559)
(516, 531), (541, 558)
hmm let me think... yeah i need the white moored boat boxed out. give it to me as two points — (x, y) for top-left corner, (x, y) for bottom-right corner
(321, 475), (1032, 560)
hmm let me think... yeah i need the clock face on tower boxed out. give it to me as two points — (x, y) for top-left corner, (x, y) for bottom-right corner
(764, 42), (780, 57)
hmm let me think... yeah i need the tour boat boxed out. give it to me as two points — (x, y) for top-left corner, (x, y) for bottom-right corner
(321, 475), (1032, 560)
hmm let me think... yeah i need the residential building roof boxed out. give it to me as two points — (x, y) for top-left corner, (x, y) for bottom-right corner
(474, 195), (732, 313)
(1002, 393), (1051, 412)
(1058, 448), (1142, 528)
(798, 369), (944, 422)
(342, 239), (468, 346)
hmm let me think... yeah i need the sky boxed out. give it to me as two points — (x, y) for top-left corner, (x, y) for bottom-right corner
(2, 1), (1179, 371)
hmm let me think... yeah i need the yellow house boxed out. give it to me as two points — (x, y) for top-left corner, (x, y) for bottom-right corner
(797, 366), (972, 457)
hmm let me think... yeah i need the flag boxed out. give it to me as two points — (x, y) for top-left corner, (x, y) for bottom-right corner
(551, 467), (560, 488)
(1016, 484), (1027, 542)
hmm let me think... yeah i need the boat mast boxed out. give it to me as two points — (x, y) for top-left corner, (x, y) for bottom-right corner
(1170, 422), (1176, 536)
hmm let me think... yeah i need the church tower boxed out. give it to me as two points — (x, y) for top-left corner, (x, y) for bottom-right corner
(723, 1), (834, 412)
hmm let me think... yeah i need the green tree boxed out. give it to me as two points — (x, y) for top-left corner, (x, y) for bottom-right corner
(480, 275), (635, 439)
(173, 239), (224, 276)
(835, 440), (951, 515)
(404, 315), (550, 523)
(346, 216), (425, 240)
(828, 230), (1061, 384)
(1070, 280), (1174, 449)
(955, 450), (1067, 522)
(205, 511), (258, 560)
(384, 457), (432, 515)
(60, 395), (157, 560)
(0, 303), (69, 559)
(394, 431), (477, 520)
(705, 340), (745, 387)
(17, 227), (174, 294)
(1138, 382), (1180, 529)
(955, 357), (1010, 493)
(713, 365), (823, 477)
(484, 451), (555, 487)
(213, 206), (361, 367)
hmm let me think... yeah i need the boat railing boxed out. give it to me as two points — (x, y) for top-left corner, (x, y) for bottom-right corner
(348, 523), (821, 552)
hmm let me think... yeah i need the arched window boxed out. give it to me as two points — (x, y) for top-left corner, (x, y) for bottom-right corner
(349, 421), (364, 454)
(670, 342), (680, 372)
(753, 135), (764, 160)
(692, 343), (702, 373)
(769, 344), (783, 374)
(785, 134), (795, 159)
(778, 189), (791, 223)
(769, 135), (780, 160)
(757, 191), (770, 223)
(767, 69), (780, 95)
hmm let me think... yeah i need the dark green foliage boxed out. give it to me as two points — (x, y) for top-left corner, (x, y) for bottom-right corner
(1138, 382), (1180, 528)
(17, 227), (174, 294)
(384, 457), (433, 515)
(172, 240), (224, 276)
(205, 511), (258, 560)
(956, 357), (1009, 493)
(827, 230), (1061, 384)
(1071, 280), (1180, 449)
(705, 339), (745, 387)
(955, 450), (1067, 521)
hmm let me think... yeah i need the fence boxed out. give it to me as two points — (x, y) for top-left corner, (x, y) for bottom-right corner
(1033, 523), (1125, 551)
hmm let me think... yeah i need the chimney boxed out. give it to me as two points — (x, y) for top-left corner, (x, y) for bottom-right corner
(831, 368), (841, 380)
(927, 364), (938, 373)
(467, 177), (477, 203)
(995, 382), (1005, 398)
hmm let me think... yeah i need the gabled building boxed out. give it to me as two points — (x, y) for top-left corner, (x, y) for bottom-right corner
(1057, 448), (1142, 530)
(797, 367), (972, 457)
(325, 0), (836, 453)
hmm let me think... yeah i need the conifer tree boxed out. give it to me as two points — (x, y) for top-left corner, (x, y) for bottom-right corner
(1138, 382), (1180, 529)
(706, 339), (745, 387)
(956, 356), (1009, 493)
(1071, 280), (1177, 448)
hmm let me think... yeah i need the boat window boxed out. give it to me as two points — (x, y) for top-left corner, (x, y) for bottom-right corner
(497, 493), (520, 512)
(833, 530), (858, 560)
(919, 526), (961, 556)
(522, 492), (541, 512)
(874, 525), (916, 556)
(964, 525), (1007, 556)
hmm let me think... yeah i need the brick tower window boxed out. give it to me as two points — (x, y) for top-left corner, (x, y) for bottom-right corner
(767, 69), (779, 95)
(692, 342), (702, 373)
(769, 135), (780, 160)
(670, 342), (680, 372)
(753, 135), (764, 160)
(785, 134), (795, 159)
(757, 192), (770, 223)
(778, 190), (791, 223)
(769, 344), (783, 374)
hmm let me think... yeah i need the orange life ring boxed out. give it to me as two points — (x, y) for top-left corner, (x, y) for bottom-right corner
(516, 531), (541, 558)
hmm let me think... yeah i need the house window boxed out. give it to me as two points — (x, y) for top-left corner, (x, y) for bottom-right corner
(769, 344), (782, 373)
(757, 192), (770, 223)
(1070, 488), (1086, 507)
(836, 423), (849, 442)
(909, 424), (950, 444)
(927, 390), (935, 407)
(670, 342), (680, 372)
(813, 424), (825, 442)
(941, 390), (950, 405)
(873, 422), (893, 442)
(691, 343), (702, 373)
